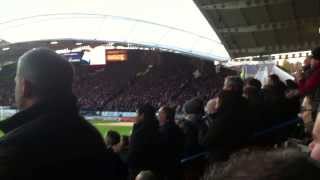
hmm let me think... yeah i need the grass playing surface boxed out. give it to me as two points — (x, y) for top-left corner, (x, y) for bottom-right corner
(0, 120), (133, 137)
(91, 120), (133, 137)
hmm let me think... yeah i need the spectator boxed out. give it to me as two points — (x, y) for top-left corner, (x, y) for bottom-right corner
(297, 47), (320, 120)
(0, 48), (117, 178)
(285, 80), (301, 118)
(204, 98), (218, 115)
(105, 130), (129, 180)
(303, 55), (312, 74)
(263, 74), (289, 125)
(309, 109), (320, 161)
(128, 104), (161, 179)
(243, 86), (264, 131)
(119, 135), (130, 163)
(105, 130), (121, 153)
(183, 97), (205, 126)
(223, 76), (244, 95)
(201, 90), (253, 162)
(258, 74), (304, 145)
(203, 148), (320, 180)
(286, 79), (298, 90)
(135, 170), (157, 180)
(244, 77), (262, 90)
(202, 98), (219, 135)
(267, 74), (286, 89)
(301, 96), (314, 135)
(181, 97), (206, 156)
(158, 106), (184, 180)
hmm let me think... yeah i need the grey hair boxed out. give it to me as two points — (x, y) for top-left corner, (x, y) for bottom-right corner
(202, 148), (320, 180)
(17, 48), (74, 98)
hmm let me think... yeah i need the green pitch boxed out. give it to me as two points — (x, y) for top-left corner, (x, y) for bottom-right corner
(0, 120), (133, 138)
(91, 120), (133, 137)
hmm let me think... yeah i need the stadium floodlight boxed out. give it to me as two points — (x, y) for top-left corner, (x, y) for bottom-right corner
(2, 47), (10, 51)
(50, 41), (59, 45)
(75, 42), (83, 46)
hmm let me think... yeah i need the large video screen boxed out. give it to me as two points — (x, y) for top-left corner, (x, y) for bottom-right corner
(106, 50), (128, 62)
(59, 51), (83, 62)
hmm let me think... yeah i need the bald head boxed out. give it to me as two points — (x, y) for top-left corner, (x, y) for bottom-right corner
(15, 48), (74, 108)
(135, 171), (156, 180)
(205, 98), (218, 114)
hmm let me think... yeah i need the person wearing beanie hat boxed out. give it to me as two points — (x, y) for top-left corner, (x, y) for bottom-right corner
(179, 97), (206, 157)
(297, 46), (320, 120)
(183, 97), (204, 115)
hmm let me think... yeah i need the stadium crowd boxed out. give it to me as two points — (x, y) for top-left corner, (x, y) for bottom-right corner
(0, 47), (320, 180)
(0, 50), (235, 112)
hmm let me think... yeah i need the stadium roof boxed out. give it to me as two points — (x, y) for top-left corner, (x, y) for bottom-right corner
(0, 0), (230, 64)
(194, 0), (320, 58)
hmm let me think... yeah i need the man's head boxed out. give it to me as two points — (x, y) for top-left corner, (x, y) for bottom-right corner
(136, 103), (156, 123)
(15, 48), (74, 109)
(309, 113), (320, 161)
(105, 130), (121, 152)
(205, 98), (218, 114)
(135, 170), (156, 180)
(223, 76), (244, 95)
(183, 97), (204, 115)
(304, 56), (312, 67)
(311, 47), (320, 69)
(267, 74), (281, 86)
(244, 78), (262, 90)
(203, 148), (320, 180)
(158, 106), (175, 126)
(243, 86), (259, 99)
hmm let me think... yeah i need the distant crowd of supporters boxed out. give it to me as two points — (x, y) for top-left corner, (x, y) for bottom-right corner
(1, 47), (320, 180)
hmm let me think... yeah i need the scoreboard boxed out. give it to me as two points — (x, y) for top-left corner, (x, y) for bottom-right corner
(105, 50), (128, 63)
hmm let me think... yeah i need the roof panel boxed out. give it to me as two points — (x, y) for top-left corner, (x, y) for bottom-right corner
(267, 3), (293, 22)
(242, 7), (270, 25)
(276, 29), (300, 45)
(295, 0), (320, 19)
(234, 33), (256, 48)
(218, 9), (248, 27)
(194, 0), (320, 58)
(253, 31), (276, 47)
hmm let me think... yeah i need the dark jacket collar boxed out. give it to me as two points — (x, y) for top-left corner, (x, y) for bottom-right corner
(161, 121), (175, 128)
(0, 95), (79, 133)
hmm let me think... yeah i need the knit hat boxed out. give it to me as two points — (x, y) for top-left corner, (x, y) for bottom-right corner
(183, 97), (204, 114)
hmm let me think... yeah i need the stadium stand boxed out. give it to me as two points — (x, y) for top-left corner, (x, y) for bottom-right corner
(0, 50), (235, 112)
(0, 48), (317, 180)
(2, 0), (320, 179)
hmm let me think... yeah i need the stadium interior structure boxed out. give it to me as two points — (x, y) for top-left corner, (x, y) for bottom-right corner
(194, 0), (320, 58)
(0, 0), (320, 179)
(0, 47), (236, 112)
(1, 0), (319, 113)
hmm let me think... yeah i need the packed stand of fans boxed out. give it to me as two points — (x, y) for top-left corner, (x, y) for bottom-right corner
(73, 51), (149, 111)
(0, 50), (235, 112)
(101, 48), (320, 180)
(102, 52), (236, 112)
(2, 47), (320, 180)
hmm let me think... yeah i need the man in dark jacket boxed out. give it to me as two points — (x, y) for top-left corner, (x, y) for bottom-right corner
(128, 104), (161, 179)
(202, 78), (254, 162)
(0, 48), (119, 179)
(158, 106), (184, 180)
